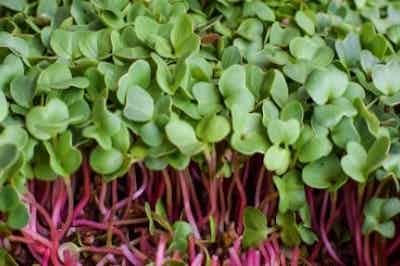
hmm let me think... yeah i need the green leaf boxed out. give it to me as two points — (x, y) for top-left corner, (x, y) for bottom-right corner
(340, 141), (367, 182)
(38, 63), (89, 90)
(192, 82), (222, 116)
(267, 119), (300, 146)
(7, 203), (29, 229)
(331, 117), (361, 148)
(186, 54), (212, 82)
(0, 249), (18, 266)
(264, 145), (290, 175)
(218, 65), (254, 112)
(50, 29), (79, 60)
(170, 15), (200, 58)
(273, 171), (306, 213)
(0, 0), (26, 11)
(90, 146), (124, 175)
(0, 185), (19, 212)
(313, 97), (357, 128)
(196, 114), (230, 143)
(281, 100), (304, 123)
(365, 136), (390, 174)
(243, 0), (275, 22)
(269, 22), (300, 47)
(295, 11), (315, 35)
(44, 131), (82, 177)
(264, 69), (288, 107)
(298, 135), (332, 163)
(221, 46), (241, 69)
(237, 19), (264, 42)
(92, 98), (121, 137)
(169, 221), (193, 252)
(305, 66), (348, 105)
(354, 98), (380, 136)
(123, 86), (154, 122)
(165, 117), (203, 156)
(135, 16), (160, 44)
(262, 100), (279, 126)
(341, 136), (390, 183)
(243, 207), (269, 248)
(231, 111), (269, 155)
(362, 197), (400, 238)
(302, 154), (346, 190)
(335, 33), (361, 68)
(0, 91), (8, 123)
(26, 98), (69, 140)
(0, 32), (29, 57)
(10, 75), (35, 108)
(372, 61), (400, 96)
(0, 54), (24, 90)
(117, 60), (151, 103)
(139, 121), (163, 147)
(151, 53), (175, 94)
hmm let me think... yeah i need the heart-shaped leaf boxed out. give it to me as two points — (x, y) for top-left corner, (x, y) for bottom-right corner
(372, 61), (400, 96)
(169, 221), (193, 252)
(50, 29), (80, 60)
(264, 69), (288, 107)
(44, 131), (82, 177)
(196, 114), (230, 143)
(341, 136), (390, 182)
(7, 203), (29, 229)
(170, 14), (200, 58)
(37, 63), (89, 90)
(362, 197), (400, 238)
(243, 207), (269, 248)
(243, 0), (275, 22)
(26, 98), (69, 140)
(123, 86), (154, 122)
(295, 11), (315, 35)
(165, 117), (203, 156)
(269, 22), (300, 47)
(298, 134), (332, 163)
(231, 110), (269, 155)
(305, 65), (348, 105)
(267, 119), (300, 146)
(117, 60), (151, 103)
(335, 33), (361, 68)
(0, 185), (19, 212)
(90, 146), (124, 175)
(0, 32), (29, 57)
(302, 154), (346, 190)
(219, 65), (254, 112)
(264, 145), (291, 175)
(192, 82), (222, 116)
(331, 117), (361, 148)
(313, 97), (357, 128)
(273, 171), (306, 213)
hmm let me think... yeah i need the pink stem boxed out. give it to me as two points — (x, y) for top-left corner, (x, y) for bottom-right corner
(98, 181), (108, 216)
(162, 170), (173, 220)
(73, 219), (128, 243)
(211, 255), (219, 266)
(255, 167), (265, 207)
(73, 158), (91, 220)
(320, 192), (344, 265)
(178, 171), (200, 239)
(121, 244), (141, 266)
(188, 234), (196, 263)
(291, 246), (300, 266)
(229, 247), (242, 266)
(191, 253), (204, 266)
(96, 254), (117, 266)
(155, 235), (167, 266)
